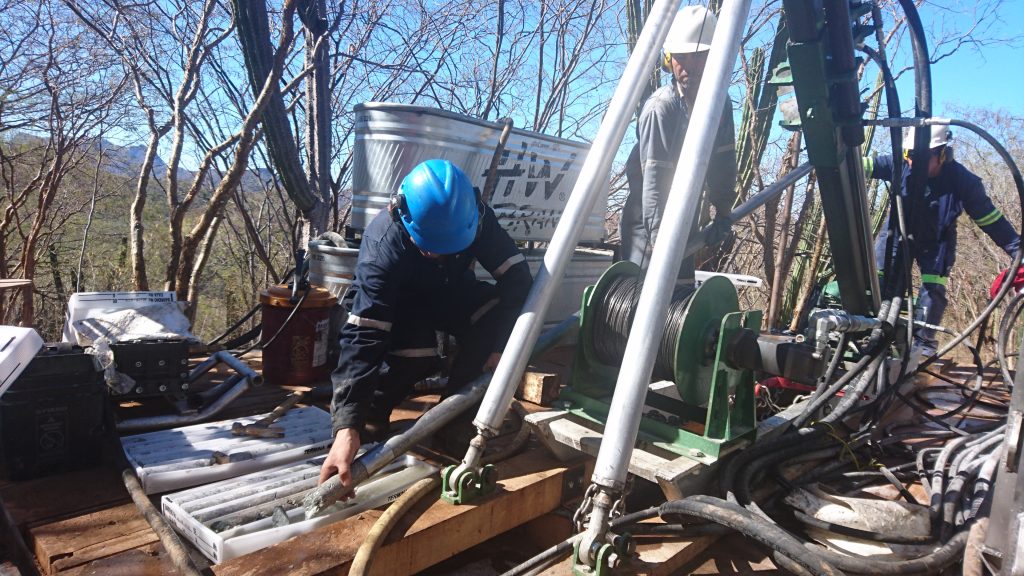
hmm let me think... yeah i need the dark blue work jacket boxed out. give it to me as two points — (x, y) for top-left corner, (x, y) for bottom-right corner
(867, 154), (1019, 273)
(331, 205), (532, 433)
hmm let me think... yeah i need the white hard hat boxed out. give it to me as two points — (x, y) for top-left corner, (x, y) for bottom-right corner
(663, 5), (717, 54)
(903, 125), (952, 150)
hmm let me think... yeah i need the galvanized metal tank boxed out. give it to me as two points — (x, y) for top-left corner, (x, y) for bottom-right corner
(350, 103), (607, 243)
(307, 240), (359, 301)
(475, 249), (613, 329)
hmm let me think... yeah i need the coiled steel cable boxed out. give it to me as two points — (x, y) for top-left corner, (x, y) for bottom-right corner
(591, 274), (695, 382)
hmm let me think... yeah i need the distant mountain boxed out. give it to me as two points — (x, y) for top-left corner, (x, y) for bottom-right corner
(94, 138), (278, 193)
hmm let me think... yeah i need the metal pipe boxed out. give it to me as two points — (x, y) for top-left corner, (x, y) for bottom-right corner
(305, 314), (579, 517)
(590, 0), (752, 491)
(468, 0), (685, 444)
(684, 162), (813, 258)
(305, 372), (489, 518)
(117, 373), (251, 432)
(214, 351), (263, 386)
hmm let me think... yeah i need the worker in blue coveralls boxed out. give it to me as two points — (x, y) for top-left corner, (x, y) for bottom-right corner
(618, 5), (737, 278)
(319, 159), (532, 488)
(868, 125), (1020, 355)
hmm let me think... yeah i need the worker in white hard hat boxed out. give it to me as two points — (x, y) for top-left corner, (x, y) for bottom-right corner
(866, 124), (1020, 354)
(618, 4), (737, 277)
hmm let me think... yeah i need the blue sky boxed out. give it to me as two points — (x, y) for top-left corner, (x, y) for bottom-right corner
(896, 1), (1023, 118)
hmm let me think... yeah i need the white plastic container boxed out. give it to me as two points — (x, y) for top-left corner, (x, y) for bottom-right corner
(122, 406), (334, 494)
(162, 454), (436, 563)
(0, 326), (44, 398)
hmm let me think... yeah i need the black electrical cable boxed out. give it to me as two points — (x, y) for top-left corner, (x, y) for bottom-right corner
(234, 287), (310, 357)
(207, 303), (260, 346)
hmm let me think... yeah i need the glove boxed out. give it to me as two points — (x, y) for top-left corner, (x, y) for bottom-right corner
(705, 215), (734, 247)
(989, 266), (1024, 299)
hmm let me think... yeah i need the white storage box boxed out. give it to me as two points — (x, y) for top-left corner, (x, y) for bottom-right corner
(162, 453), (436, 563)
(63, 291), (177, 343)
(122, 406), (334, 494)
(0, 326), (44, 398)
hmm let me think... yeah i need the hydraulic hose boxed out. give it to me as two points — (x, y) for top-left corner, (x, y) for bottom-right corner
(659, 496), (846, 576)
(860, 38), (915, 360)
(996, 291), (1024, 387)
(350, 476), (441, 576)
(499, 535), (581, 576)
(896, 0), (933, 218)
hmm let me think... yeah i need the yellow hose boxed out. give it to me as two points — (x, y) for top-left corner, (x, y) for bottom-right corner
(349, 475), (441, 576)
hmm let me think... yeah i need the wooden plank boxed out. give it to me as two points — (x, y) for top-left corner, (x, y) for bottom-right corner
(30, 503), (158, 574)
(58, 543), (176, 576)
(0, 467), (128, 530)
(517, 368), (562, 406)
(213, 450), (584, 576)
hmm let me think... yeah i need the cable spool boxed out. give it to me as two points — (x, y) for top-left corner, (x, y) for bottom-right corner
(591, 274), (695, 381)
(579, 262), (739, 406)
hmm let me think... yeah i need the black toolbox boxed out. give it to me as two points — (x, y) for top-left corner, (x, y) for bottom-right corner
(110, 339), (190, 397)
(0, 345), (107, 480)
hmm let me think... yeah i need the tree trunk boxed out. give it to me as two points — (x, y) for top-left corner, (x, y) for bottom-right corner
(235, 0), (320, 223)
(766, 132), (802, 328)
(300, 0), (332, 233)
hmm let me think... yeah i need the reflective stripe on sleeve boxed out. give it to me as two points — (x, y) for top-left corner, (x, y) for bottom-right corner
(470, 298), (500, 325)
(974, 208), (1003, 227)
(862, 156), (874, 179)
(346, 314), (393, 331)
(920, 274), (948, 286)
(493, 253), (526, 278)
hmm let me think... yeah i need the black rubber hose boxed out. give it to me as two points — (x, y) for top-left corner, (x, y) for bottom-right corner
(860, 39), (915, 357)
(498, 535), (579, 576)
(791, 509), (932, 544)
(810, 527), (970, 575)
(207, 303), (260, 346)
(659, 496), (846, 576)
(997, 291), (1024, 387)
(896, 0), (933, 218)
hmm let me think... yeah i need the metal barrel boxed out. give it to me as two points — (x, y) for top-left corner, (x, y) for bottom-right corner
(350, 103), (606, 244)
(306, 240), (359, 301)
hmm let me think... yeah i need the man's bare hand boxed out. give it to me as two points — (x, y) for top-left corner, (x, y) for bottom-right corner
(318, 428), (361, 498)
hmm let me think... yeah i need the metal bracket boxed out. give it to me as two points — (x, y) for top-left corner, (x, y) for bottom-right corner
(571, 532), (631, 576)
(440, 463), (497, 505)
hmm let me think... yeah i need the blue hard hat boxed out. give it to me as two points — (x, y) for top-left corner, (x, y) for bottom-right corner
(397, 159), (479, 254)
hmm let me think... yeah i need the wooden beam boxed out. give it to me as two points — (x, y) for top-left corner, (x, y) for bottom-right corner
(214, 450), (585, 576)
(30, 503), (158, 574)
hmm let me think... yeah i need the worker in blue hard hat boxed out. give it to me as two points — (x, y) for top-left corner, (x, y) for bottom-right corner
(618, 4), (737, 278)
(868, 125), (1020, 355)
(319, 159), (532, 489)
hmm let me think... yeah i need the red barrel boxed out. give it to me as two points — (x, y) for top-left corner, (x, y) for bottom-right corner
(259, 285), (337, 386)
